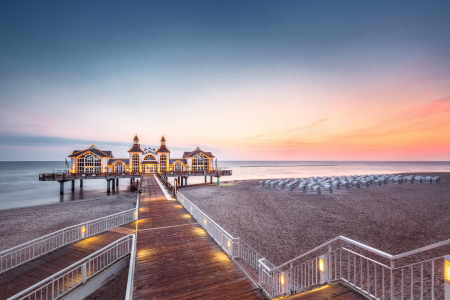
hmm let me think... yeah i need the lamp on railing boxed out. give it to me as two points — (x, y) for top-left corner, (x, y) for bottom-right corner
(445, 255), (450, 299)
(319, 254), (328, 284)
(81, 226), (86, 238)
(134, 210), (138, 221)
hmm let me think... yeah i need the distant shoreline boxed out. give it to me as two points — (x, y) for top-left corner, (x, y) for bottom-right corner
(238, 165), (337, 167)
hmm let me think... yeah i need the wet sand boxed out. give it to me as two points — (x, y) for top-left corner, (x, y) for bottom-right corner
(180, 172), (450, 265)
(0, 193), (137, 251)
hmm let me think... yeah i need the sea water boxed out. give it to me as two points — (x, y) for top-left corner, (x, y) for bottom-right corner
(0, 161), (448, 210)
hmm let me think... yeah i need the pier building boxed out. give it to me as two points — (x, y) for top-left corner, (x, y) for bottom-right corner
(39, 135), (232, 194)
(68, 135), (215, 174)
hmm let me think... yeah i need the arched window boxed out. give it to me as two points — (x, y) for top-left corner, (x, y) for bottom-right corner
(144, 154), (156, 161)
(175, 162), (182, 171)
(77, 154), (101, 173)
(159, 154), (167, 172)
(114, 162), (123, 173)
(132, 154), (140, 172)
(193, 155), (208, 171)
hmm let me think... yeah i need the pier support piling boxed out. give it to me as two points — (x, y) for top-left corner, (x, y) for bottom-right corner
(217, 177), (221, 186)
(107, 180), (111, 193)
(60, 181), (64, 195)
(112, 180), (115, 191)
(205, 176), (207, 183)
(116, 178), (119, 186)
(210, 176), (213, 184)
(71, 180), (75, 191)
(80, 179), (83, 187)
(130, 178), (132, 184)
(185, 178), (188, 187)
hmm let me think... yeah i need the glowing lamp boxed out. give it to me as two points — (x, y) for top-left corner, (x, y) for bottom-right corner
(228, 240), (231, 247)
(319, 258), (325, 272)
(280, 274), (285, 285)
(190, 206), (192, 211)
(204, 219), (207, 224)
(446, 258), (450, 282)
(135, 211), (138, 216)
(81, 227), (86, 233)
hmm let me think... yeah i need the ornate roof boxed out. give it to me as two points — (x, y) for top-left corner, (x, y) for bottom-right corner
(169, 158), (187, 164)
(133, 135), (139, 141)
(69, 145), (112, 158)
(108, 158), (129, 164)
(156, 145), (170, 153)
(128, 144), (144, 153)
(161, 136), (166, 142)
(182, 147), (214, 158)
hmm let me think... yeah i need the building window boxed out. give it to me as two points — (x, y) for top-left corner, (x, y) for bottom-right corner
(144, 154), (156, 161)
(115, 162), (123, 173)
(78, 154), (101, 173)
(132, 154), (140, 172)
(175, 162), (182, 171)
(160, 154), (167, 172)
(193, 155), (208, 171)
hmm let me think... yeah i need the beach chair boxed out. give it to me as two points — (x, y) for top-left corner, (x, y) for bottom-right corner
(313, 185), (321, 194)
(352, 181), (360, 188)
(286, 184), (295, 191)
(373, 179), (381, 186)
(323, 184), (332, 193)
(298, 184), (306, 193)
(307, 183), (314, 192)
(393, 177), (402, 184)
(432, 176), (440, 183)
(259, 181), (264, 186)
(425, 176), (431, 183)
(414, 176), (422, 183)
(360, 180), (369, 187)
(332, 181), (339, 189)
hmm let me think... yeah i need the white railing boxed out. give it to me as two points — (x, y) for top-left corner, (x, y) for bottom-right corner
(258, 236), (450, 299)
(177, 192), (450, 300)
(0, 208), (138, 274)
(177, 192), (239, 257)
(8, 234), (135, 300)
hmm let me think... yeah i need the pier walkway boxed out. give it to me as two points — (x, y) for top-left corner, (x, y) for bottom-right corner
(0, 231), (129, 299)
(126, 174), (266, 299)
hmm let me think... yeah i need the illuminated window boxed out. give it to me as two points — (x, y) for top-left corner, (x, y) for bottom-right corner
(114, 162), (123, 172)
(175, 162), (182, 171)
(78, 154), (101, 173)
(144, 155), (156, 161)
(160, 154), (167, 172)
(193, 155), (208, 171)
(132, 154), (140, 172)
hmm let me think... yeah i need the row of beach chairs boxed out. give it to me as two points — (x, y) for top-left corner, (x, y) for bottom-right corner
(258, 174), (440, 194)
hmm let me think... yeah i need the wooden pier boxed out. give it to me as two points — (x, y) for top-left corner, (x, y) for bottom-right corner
(39, 169), (232, 194)
(127, 174), (266, 299)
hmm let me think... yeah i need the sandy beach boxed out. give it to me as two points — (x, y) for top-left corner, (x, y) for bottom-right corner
(180, 172), (450, 266)
(0, 192), (137, 251)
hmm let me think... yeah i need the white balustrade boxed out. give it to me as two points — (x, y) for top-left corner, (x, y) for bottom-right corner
(8, 234), (135, 300)
(0, 208), (137, 274)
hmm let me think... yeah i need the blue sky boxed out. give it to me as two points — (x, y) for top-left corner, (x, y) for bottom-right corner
(1, 1), (450, 160)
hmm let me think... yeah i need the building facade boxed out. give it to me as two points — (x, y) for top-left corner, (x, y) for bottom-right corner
(68, 135), (215, 174)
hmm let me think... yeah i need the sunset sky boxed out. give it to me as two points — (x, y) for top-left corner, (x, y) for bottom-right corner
(1, 1), (449, 161)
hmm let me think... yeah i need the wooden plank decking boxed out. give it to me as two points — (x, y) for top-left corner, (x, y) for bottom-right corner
(0, 231), (128, 299)
(131, 174), (266, 300)
(280, 283), (366, 300)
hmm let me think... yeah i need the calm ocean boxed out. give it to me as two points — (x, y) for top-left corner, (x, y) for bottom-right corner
(0, 161), (448, 211)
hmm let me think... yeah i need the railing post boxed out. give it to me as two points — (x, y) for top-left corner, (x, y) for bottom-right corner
(445, 256), (450, 300)
(289, 262), (294, 294)
(82, 263), (87, 283)
(328, 244), (332, 284)
(390, 259), (395, 300)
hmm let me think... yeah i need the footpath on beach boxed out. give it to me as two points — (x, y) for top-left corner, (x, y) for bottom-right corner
(128, 174), (265, 299)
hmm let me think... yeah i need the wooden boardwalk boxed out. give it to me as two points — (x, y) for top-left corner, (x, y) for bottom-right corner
(131, 174), (266, 300)
(281, 283), (365, 300)
(0, 231), (128, 299)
